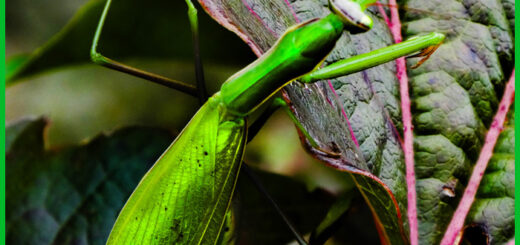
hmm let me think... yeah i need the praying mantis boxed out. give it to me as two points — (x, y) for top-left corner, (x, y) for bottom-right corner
(89, 0), (445, 244)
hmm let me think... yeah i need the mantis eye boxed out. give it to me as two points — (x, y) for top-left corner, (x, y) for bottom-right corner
(329, 0), (374, 33)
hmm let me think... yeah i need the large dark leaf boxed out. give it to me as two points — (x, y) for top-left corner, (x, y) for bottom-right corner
(6, 0), (254, 84)
(6, 118), (175, 244)
(198, 0), (409, 243)
(399, 0), (514, 243)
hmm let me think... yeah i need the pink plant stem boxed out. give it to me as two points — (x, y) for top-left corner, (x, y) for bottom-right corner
(400, 58), (418, 245)
(440, 70), (515, 245)
(381, 1), (418, 244)
(506, 238), (515, 245)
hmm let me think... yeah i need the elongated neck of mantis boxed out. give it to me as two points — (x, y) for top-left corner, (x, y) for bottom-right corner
(219, 13), (345, 117)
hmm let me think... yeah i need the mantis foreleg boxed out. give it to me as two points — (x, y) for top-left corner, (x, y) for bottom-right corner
(299, 32), (445, 83)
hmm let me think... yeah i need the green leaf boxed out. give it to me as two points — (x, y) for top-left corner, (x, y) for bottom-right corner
(6, 0), (254, 84)
(400, 0), (514, 243)
(5, 55), (30, 79)
(6, 117), (175, 244)
(198, 1), (409, 243)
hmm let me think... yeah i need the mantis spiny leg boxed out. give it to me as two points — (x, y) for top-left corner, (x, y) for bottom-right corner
(90, 0), (198, 96)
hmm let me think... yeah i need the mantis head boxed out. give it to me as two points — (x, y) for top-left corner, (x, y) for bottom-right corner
(329, 0), (375, 33)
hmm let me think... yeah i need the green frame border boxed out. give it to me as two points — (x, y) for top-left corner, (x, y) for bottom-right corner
(0, 1), (517, 245)
(1, 0), (6, 242)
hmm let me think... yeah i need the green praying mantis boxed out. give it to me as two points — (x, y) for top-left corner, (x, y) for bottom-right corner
(89, 0), (445, 244)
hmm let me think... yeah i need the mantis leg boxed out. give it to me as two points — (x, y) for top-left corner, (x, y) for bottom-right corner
(299, 32), (445, 83)
(185, 0), (209, 104)
(90, 0), (198, 97)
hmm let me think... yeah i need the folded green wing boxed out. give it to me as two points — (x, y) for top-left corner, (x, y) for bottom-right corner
(107, 99), (246, 244)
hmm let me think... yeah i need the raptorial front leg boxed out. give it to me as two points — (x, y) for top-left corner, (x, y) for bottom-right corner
(299, 32), (445, 83)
